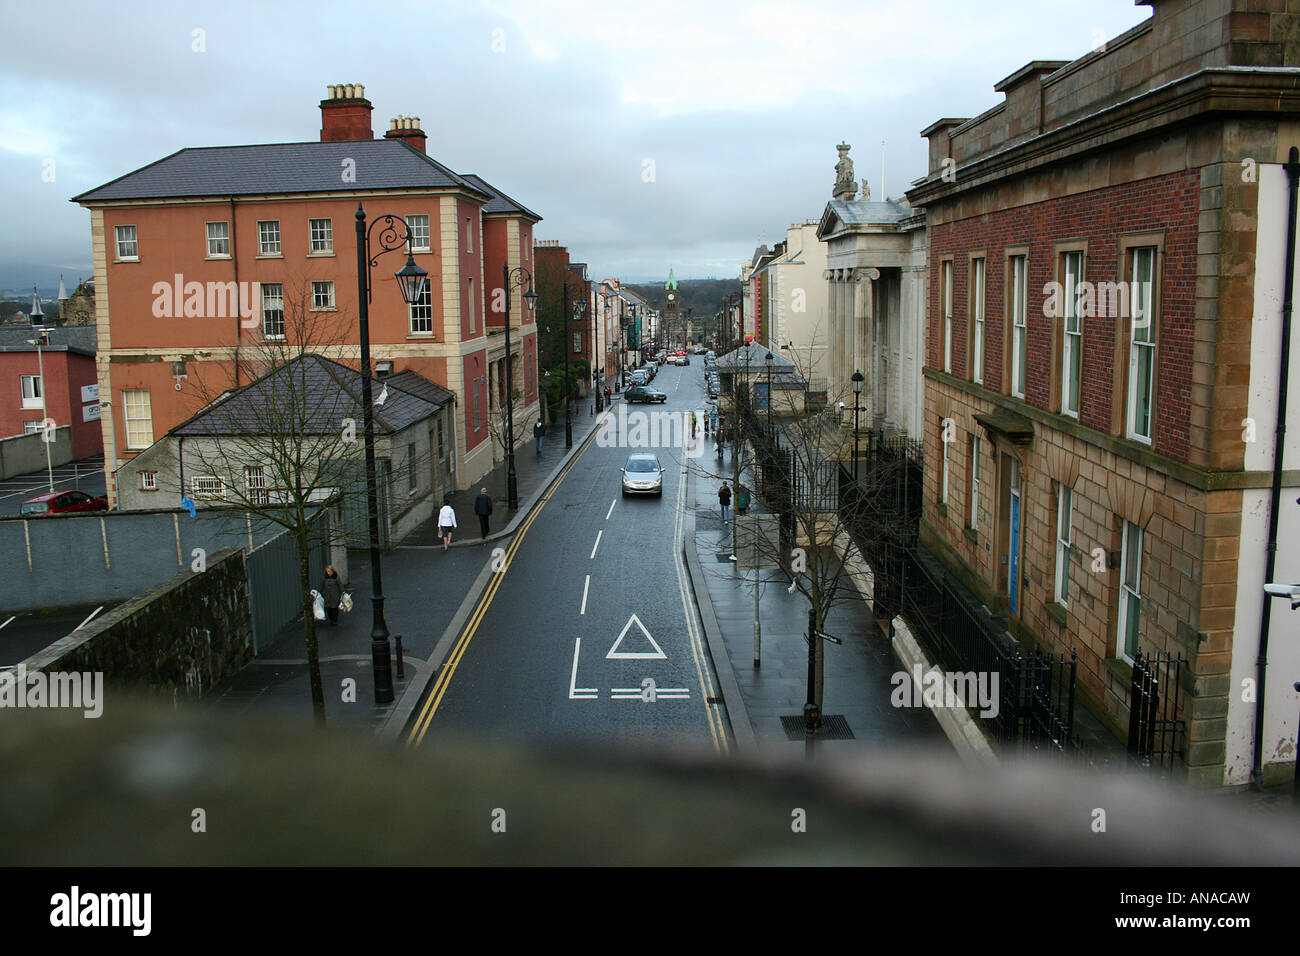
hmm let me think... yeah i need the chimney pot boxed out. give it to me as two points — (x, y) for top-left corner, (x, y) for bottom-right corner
(320, 82), (374, 142)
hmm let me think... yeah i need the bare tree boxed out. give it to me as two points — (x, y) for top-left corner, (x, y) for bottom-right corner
(182, 278), (374, 725)
(713, 336), (917, 725)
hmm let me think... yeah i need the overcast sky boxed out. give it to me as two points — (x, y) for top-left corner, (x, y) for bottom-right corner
(3, 0), (1151, 284)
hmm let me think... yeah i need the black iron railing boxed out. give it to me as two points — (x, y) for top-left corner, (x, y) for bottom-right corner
(1127, 649), (1186, 775)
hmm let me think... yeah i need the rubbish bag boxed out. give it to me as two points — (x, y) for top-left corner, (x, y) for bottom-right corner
(311, 589), (326, 621)
(340, 592), (354, 613)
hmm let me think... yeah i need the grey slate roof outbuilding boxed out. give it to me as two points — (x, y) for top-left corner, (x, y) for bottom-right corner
(72, 139), (491, 203)
(171, 354), (443, 438)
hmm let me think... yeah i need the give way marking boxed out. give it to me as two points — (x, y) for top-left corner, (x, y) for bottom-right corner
(606, 614), (666, 660)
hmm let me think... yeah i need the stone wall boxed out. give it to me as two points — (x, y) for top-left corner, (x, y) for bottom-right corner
(23, 547), (253, 704)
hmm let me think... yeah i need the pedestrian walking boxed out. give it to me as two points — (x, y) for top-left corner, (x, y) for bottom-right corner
(473, 488), (493, 539)
(534, 419), (545, 454)
(690, 411), (697, 439)
(320, 566), (343, 625)
(719, 482), (732, 524)
(736, 484), (751, 516)
(437, 501), (458, 550)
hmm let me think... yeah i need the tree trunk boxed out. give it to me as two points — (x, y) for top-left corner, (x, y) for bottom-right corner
(297, 532), (326, 726)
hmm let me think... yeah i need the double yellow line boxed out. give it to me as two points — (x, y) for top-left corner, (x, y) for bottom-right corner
(673, 456), (729, 755)
(406, 445), (591, 747)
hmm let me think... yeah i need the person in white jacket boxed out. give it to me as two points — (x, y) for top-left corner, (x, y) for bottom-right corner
(437, 502), (457, 551)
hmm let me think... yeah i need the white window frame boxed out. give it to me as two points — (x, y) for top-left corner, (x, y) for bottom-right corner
(20, 374), (43, 409)
(1054, 482), (1073, 608)
(114, 224), (139, 261)
(1117, 520), (1143, 664)
(122, 389), (154, 449)
(465, 217), (473, 254)
(473, 377), (481, 430)
(191, 476), (225, 500)
(312, 281), (335, 310)
(969, 436), (981, 531)
(206, 221), (230, 258)
(257, 220), (282, 256)
(1127, 246), (1156, 444)
(309, 218), (333, 255)
(1061, 251), (1083, 418)
(244, 465), (270, 506)
(573, 331), (583, 354)
(409, 282), (433, 334)
(261, 283), (285, 338)
(23, 420), (44, 434)
(972, 258), (985, 385)
(406, 215), (430, 253)
(942, 260), (953, 373)
(141, 471), (158, 491)
(1011, 255), (1027, 399)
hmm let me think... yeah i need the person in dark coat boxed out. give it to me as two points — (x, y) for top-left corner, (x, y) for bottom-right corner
(719, 483), (732, 524)
(473, 488), (493, 539)
(534, 419), (546, 454)
(320, 566), (343, 626)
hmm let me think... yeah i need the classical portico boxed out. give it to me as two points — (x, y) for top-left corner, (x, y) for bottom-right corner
(818, 189), (926, 439)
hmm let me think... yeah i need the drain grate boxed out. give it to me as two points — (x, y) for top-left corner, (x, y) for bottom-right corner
(780, 714), (855, 740)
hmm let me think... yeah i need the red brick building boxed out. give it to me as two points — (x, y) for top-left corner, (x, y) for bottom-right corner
(72, 84), (540, 504)
(907, 0), (1300, 787)
(0, 325), (101, 459)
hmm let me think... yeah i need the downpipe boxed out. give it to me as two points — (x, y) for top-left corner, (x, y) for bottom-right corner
(1253, 146), (1299, 790)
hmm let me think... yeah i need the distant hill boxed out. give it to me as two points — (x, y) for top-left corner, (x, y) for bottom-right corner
(623, 278), (741, 318)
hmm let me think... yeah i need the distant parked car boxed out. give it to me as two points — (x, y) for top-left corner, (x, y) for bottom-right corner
(20, 490), (109, 516)
(625, 386), (668, 404)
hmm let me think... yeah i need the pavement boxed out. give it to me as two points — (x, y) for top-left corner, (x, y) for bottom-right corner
(684, 435), (948, 756)
(204, 381), (618, 730)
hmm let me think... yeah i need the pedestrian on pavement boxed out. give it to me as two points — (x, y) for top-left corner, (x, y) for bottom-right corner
(719, 482), (732, 524)
(605, 385), (611, 403)
(473, 488), (493, 539)
(690, 411), (697, 439)
(534, 419), (545, 454)
(736, 484), (751, 516)
(320, 565), (342, 626)
(438, 502), (458, 550)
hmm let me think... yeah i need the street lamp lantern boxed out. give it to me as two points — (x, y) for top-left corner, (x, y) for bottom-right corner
(765, 351), (774, 432)
(394, 254), (428, 305)
(851, 369), (865, 480)
(523, 287), (539, 313)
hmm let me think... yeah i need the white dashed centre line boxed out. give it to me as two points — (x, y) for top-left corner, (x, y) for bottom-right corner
(606, 499), (616, 520)
(590, 530), (602, 560)
(580, 574), (590, 615)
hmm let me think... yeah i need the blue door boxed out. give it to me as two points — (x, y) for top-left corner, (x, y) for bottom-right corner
(1008, 458), (1021, 615)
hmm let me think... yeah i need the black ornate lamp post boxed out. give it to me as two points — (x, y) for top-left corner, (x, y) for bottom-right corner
(354, 203), (429, 705)
(503, 263), (539, 510)
(851, 369), (864, 480)
(765, 350), (774, 434)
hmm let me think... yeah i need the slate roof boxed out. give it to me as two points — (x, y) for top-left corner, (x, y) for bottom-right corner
(385, 370), (455, 409)
(459, 173), (542, 221)
(172, 354), (440, 437)
(713, 342), (797, 372)
(0, 324), (97, 355)
(824, 199), (914, 225)
(73, 139), (490, 204)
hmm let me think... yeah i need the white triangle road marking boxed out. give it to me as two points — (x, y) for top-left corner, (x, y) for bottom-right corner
(606, 613), (666, 660)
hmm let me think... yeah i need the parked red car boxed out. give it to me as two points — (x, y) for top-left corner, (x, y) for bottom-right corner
(19, 490), (109, 516)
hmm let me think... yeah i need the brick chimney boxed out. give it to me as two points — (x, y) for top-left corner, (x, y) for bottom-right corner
(384, 115), (427, 154)
(319, 83), (373, 142)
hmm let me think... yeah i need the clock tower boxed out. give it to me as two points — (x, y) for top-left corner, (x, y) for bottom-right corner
(663, 268), (680, 348)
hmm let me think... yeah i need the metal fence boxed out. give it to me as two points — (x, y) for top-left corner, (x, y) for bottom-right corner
(244, 510), (330, 654)
(1128, 649), (1186, 775)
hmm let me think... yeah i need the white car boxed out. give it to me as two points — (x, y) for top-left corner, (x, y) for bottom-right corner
(621, 454), (664, 496)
